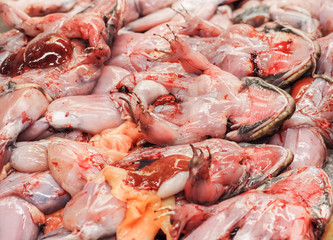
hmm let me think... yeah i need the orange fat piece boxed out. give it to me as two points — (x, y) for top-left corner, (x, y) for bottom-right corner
(89, 121), (143, 162)
(102, 166), (173, 240)
(44, 209), (64, 234)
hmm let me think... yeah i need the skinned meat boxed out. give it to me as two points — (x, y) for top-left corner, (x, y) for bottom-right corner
(181, 22), (320, 87)
(0, 29), (27, 65)
(268, 31), (333, 169)
(317, 33), (333, 77)
(92, 65), (130, 94)
(0, 86), (49, 170)
(171, 167), (332, 240)
(269, 127), (327, 169)
(117, 56), (294, 145)
(115, 138), (292, 202)
(0, 39), (102, 99)
(38, 228), (76, 240)
(0, 0), (126, 98)
(283, 78), (333, 147)
(17, 117), (50, 141)
(0, 196), (45, 240)
(184, 143), (292, 204)
(63, 177), (127, 239)
(0, 0), (332, 239)
(0, 171), (70, 214)
(112, 17), (319, 88)
(45, 94), (124, 134)
(233, 0), (333, 36)
(2, 0), (82, 17)
(233, 2), (322, 38)
(47, 138), (113, 196)
(124, 0), (177, 23)
(11, 141), (49, 172)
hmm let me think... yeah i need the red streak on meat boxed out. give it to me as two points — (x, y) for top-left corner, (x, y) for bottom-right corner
(77, 154), (104, 170)
(291, 77), (315, 103)
(20, 180), (40, 198)
(273, 39), (293, 55)
(126, 155), (190, 191)
(21, 111), (31, 124)
(153, 94), (176, 106)
(145, 75), (159, 81)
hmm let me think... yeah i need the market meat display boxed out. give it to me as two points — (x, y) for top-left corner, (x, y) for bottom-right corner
(0, 0), (332, 239)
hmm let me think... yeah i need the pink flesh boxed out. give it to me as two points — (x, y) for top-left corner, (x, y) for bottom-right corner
(0, 170), (70, 214)
(269, 5), (321, 38)
(172, 167), (332, 240)
(184, 143), (291, 204)
(283, 78), (333, 146)
(0, 29), (27, 65)
(63, 180), (126, 239)
(0, 0), (125, 98)
(17, 117), (50, 141)
(46, 94), (124, 134)
(47, 139), (109, 196)
(115, 32), (293, 145)
(183, 192), (316, 240)
(115, 138), (240, 168)
(0, 197), (43, 240)
(261, 167), (332, 219)
(317, 33), (333, 77)
(0, 40), (102, 99)
(157, 22), (314, 84)
(10, 141), (49, 172)
(0, 88), (49, 169)
(229, 80), (290, 127)
(269, 127), (327, 169)
(92, 65), (130, 94)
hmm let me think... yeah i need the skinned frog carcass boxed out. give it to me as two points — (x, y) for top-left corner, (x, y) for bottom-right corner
(233, 0), (333, 37)
(0, 84), (49, 171)
(0, 0), (126, 99)
(111, 14), (319, 88)
(116, 33), (295, 145)
(170, 166), (332, 240)
(268, 32), (333, 169)
(114, 138), (293, 204)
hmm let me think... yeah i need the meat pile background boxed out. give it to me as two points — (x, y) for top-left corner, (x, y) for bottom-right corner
(0, 0), (333, 239)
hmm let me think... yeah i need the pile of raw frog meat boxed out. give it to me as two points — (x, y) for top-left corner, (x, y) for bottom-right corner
(0, 0), (332, 239)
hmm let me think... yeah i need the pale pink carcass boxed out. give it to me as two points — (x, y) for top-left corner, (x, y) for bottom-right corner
(0, 85), (49, 170)
(181, 22), (320, 87)
(116, 34), (295, 145)
(62, 176), (127, 239)
(115, 138), (292, 202)
(47, 138), (114, 196)
(124, 0), (239, 32)
(0, 196), (45, 240)
(0, 170), (70, 214)
(45, 94), (125, 135)
(92, 66), (130, 94)
(233, 2), (322, 38)
(283, 77), (333, 147)
(269, 127), (327, 169)
(233, 0), (333, 36)
(267, 31), (333, 168)
(112, 19), (319, 88)
(171, 166), (332, 240)
(0, 0), (125, 98)
(10, 140), (50, 173)
(184, 143), (292, 204)
(0, 0), (87, 17)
